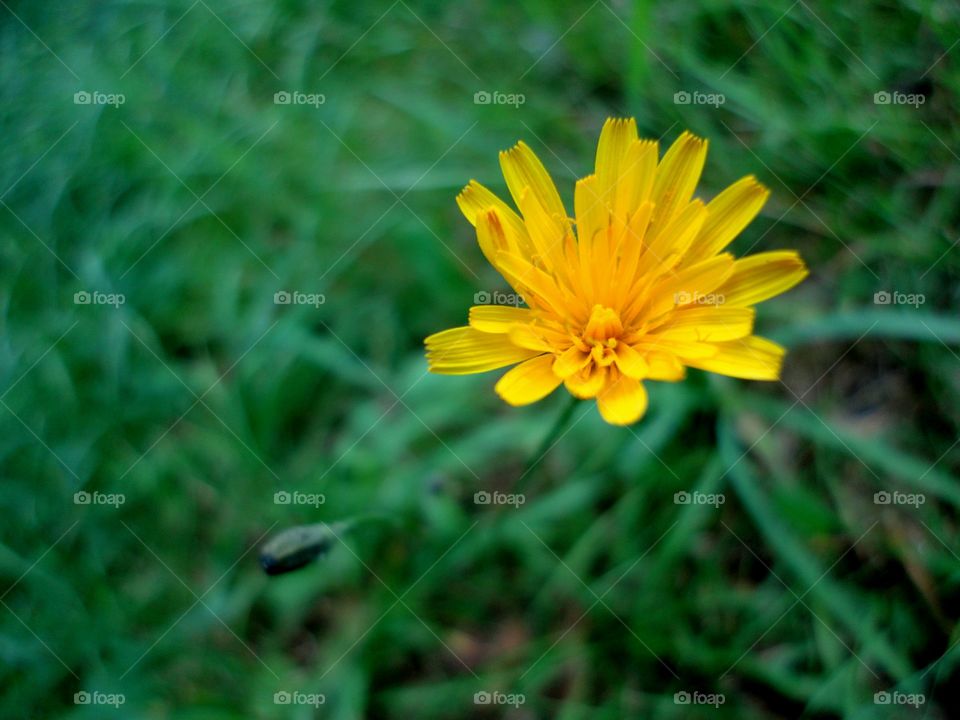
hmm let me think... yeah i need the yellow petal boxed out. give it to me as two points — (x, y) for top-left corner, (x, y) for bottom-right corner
(473, 206), (507, 268)
(613, 342), (648, 379)
(597, 372), (649, 425)
(626, 139), (658, 208)
(508, 324), (555, 352)
(496, 252), (581, 322)
(553, 346), (592, 378)
(651, 131), (708, 229)
(508, 318), (570, 350)
(516, 186), (569, 281)
(425, 326), (539, 375)
(634, 253), (735, 322)
(564, 364), (607, 399)
(456, 180), (527, 241)
(633, 338), (718, 360)
(645, 352), (686, 381)
(495, 354), (562, 406)
(476, 210), (545, 299)
(561, 232), (586, 299)
(574, 175), (604, 303)
(574, 174), (606, 243)
(612, 200), (655, 309)
(715, 250), (808, 307)
(684, 336), (786, 380)
(499, 141), (569, 233)
(475, 209), (533, 292)
(468, 305), (532, 333)
(639, 199), (707, 277)
(620, 200), (655, 262)
(651, 306), (755, 343)
(685, 176), (769, 264)
(595, 118), (639, 217)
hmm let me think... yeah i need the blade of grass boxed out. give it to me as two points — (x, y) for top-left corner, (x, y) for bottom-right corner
(719, 414), (912, 681)
(733, 392), (960, 509)
(772, 310), (960, 347)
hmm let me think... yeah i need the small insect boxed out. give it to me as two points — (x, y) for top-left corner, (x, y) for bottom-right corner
(259, 522), (348, 576)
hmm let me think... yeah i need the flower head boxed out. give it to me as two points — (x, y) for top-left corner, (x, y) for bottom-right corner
(425, 118), (808, 425)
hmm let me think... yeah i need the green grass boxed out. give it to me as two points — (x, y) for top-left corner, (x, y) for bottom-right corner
(2, 1), (959, 717)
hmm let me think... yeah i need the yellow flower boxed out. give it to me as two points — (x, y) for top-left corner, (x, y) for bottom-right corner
(425, 118), (808, 426)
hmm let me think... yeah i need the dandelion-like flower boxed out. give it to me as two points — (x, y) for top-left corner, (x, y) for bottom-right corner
(425, 118), (808, 425)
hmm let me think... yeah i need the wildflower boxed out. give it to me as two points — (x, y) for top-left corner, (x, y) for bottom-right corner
(425, 119), (807, 425)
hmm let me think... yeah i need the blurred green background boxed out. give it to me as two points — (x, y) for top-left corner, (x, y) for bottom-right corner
(2, 0), (959, 717)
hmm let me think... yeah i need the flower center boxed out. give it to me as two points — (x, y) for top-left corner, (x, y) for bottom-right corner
(576, 305), (623, 366)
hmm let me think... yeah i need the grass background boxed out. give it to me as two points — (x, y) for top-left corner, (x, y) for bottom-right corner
(2, 0), (959, 717)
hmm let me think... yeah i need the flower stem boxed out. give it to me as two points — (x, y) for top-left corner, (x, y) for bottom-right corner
(516, 394), (580, 493)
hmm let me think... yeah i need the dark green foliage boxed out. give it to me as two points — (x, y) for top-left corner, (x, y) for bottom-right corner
(1, 1), (958, 717)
